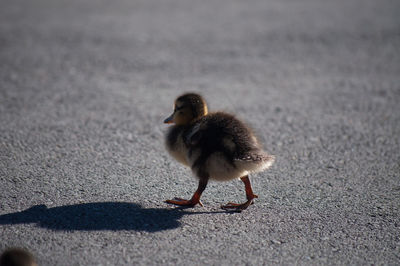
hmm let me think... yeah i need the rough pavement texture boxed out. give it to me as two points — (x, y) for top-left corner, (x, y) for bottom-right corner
(1, 0), (399, 265)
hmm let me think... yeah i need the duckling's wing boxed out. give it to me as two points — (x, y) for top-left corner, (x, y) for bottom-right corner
(202, 112), (275, 174)
(187, 113), (275, 180)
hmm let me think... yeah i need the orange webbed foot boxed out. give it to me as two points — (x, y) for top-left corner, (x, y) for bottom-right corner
(165, 197), (203, 207)
(221, 199), (254, 212)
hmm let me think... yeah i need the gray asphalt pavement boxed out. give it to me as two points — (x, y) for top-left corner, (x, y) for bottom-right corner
(1, 0), (399, 265)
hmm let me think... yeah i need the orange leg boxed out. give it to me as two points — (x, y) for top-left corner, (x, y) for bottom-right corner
(166, 178), (208, 207)
(221, 175), (258, 211)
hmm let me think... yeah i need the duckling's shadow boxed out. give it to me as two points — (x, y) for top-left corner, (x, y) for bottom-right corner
(0, 202), (225, 232)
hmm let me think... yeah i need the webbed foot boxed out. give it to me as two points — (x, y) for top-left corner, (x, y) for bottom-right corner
(165, 197), (203, 207)
(221, 199), (254, 212)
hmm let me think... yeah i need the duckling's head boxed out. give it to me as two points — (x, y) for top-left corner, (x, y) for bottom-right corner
(164, 93), (208, 125)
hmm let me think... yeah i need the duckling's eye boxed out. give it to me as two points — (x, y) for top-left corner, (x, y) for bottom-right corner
(175, 106), (184, 112)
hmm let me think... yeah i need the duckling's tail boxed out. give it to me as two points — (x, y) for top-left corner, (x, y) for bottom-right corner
(235, 151), (275, 173)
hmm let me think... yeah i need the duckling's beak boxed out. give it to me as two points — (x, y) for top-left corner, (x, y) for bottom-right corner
(164, 114), (174, 124)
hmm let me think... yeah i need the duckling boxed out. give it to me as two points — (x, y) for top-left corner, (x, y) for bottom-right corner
(164, 93), (275, 211)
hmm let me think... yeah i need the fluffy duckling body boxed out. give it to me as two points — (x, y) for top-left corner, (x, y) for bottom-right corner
(164, 93), (275, 211)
